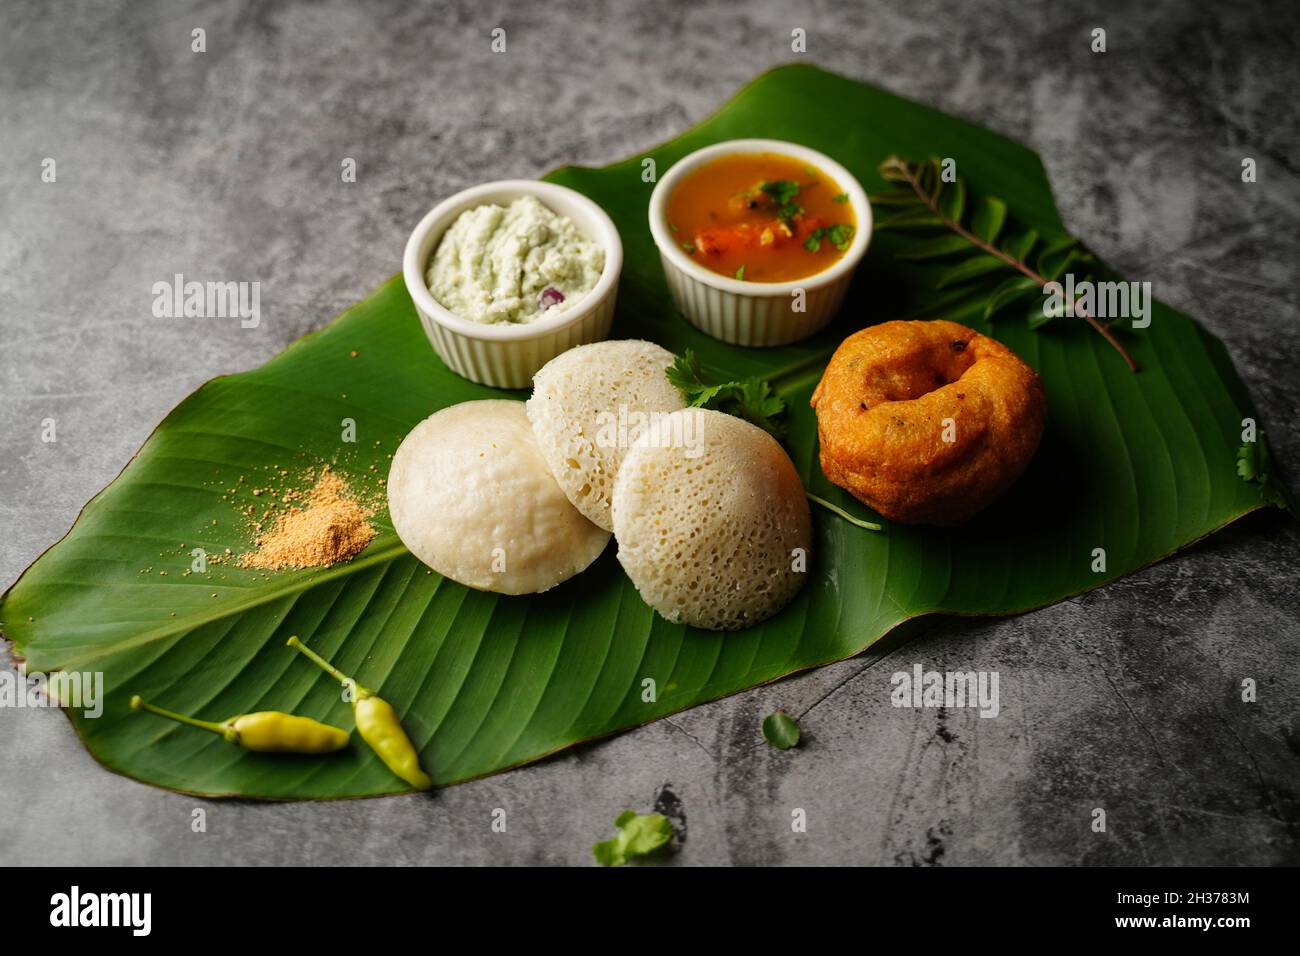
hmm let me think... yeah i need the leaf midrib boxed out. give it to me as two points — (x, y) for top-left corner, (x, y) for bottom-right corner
(32, 540), (411, 672)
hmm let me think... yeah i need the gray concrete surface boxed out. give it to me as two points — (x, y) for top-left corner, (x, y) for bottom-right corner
(2, 0), (1298, 866)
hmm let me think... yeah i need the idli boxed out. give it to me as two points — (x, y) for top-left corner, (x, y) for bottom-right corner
(527, 340), (686, 532)
(611, 408), (812, 631)
(388, 400), (609, 594)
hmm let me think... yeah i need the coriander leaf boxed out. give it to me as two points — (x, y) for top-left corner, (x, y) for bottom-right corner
(1236, 438), (1264, 482)
(592, 811), (673, 867)
(833, 192), (849, 203)
(762, 710), (801, 750)
(735, 265), (746, 280)
(1237, 432), (1292, 511)
(665, 350), (787, 438)
(732, 378), (787, 438)
(760, 180), (804, 226)
(665, 349), (710, 396)
(680, 241), (695, 253)
(827, 223), (855, 251)
(803, 230), (823, 253)
(666, 351), (730, 409)
(686, 383), (728, 408)
(760, 179), (801, 207)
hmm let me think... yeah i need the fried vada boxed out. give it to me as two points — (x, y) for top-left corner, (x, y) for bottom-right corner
(810, 320), (1046, 526)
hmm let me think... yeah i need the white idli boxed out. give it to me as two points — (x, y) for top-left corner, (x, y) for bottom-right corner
(611, 408), (812, 631)
(388, 400), (609, 594)
(526, 340), (686, 532)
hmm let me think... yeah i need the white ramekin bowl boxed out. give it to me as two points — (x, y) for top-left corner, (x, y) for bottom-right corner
(403, 180), (623, 389)
(648, 139), (871, 347)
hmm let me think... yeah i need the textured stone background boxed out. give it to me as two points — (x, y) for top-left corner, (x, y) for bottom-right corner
(2, 0), (1297, 865)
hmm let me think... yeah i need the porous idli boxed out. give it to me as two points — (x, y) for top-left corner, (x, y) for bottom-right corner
(611, 408), (812, 631)
(527, 340), (686, 532)
(388, 400), (609, 594)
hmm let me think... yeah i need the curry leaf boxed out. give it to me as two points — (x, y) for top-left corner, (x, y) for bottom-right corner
(1035, 236), (1079, 279)
(868, 188), (919, 206)
(896, 235), (973, 260)
(936, 256), (1013, 289)
(1002, 229), (1039, 262)
(938, 175), (965, 222)
(878, 156), (912, 183)
(875, 208), (945, 230)
(984, 276), (1040, 319)
(868, 188), (923, 207)
(1026, 298), (1058, 330)
(918, 159), (939, 200)
(972, 196), (1008, 243)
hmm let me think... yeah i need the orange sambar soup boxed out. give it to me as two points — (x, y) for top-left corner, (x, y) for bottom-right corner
(666, 152), (856, 283)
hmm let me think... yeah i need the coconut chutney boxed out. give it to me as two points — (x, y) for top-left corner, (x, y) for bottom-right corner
(427, 195), (604, 324)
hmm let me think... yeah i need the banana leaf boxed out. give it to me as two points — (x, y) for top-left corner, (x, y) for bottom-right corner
(0, 65), (1280, 798)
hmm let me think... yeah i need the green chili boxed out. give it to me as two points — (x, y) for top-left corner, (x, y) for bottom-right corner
(129, 695), (350, 753)
(285, 636), (433, 791)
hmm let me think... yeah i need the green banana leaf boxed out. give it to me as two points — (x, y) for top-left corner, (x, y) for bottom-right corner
(1, 65), (1278, 799)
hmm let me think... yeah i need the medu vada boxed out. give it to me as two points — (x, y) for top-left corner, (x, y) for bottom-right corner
(810, 320), (1046, 526)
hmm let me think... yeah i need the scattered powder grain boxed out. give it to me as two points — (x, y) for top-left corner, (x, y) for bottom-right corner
(239, 466), (375, 570)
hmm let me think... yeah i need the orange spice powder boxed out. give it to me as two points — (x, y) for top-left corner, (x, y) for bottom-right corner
(238, 466), (375, 570)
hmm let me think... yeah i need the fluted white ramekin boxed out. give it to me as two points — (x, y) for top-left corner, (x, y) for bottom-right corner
(403, 180), (623, 389)
(648, 139), (871, 347)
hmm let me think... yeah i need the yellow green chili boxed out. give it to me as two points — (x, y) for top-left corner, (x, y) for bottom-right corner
(285, 636), (433, 791)
(129, 695), (350, 753)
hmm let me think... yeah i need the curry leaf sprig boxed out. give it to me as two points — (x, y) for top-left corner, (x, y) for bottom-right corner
(666, 350), (787, 439)
(872, 156), (1138, 372)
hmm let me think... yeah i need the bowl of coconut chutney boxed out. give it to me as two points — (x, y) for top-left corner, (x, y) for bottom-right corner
(403, 180), (623, 389)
